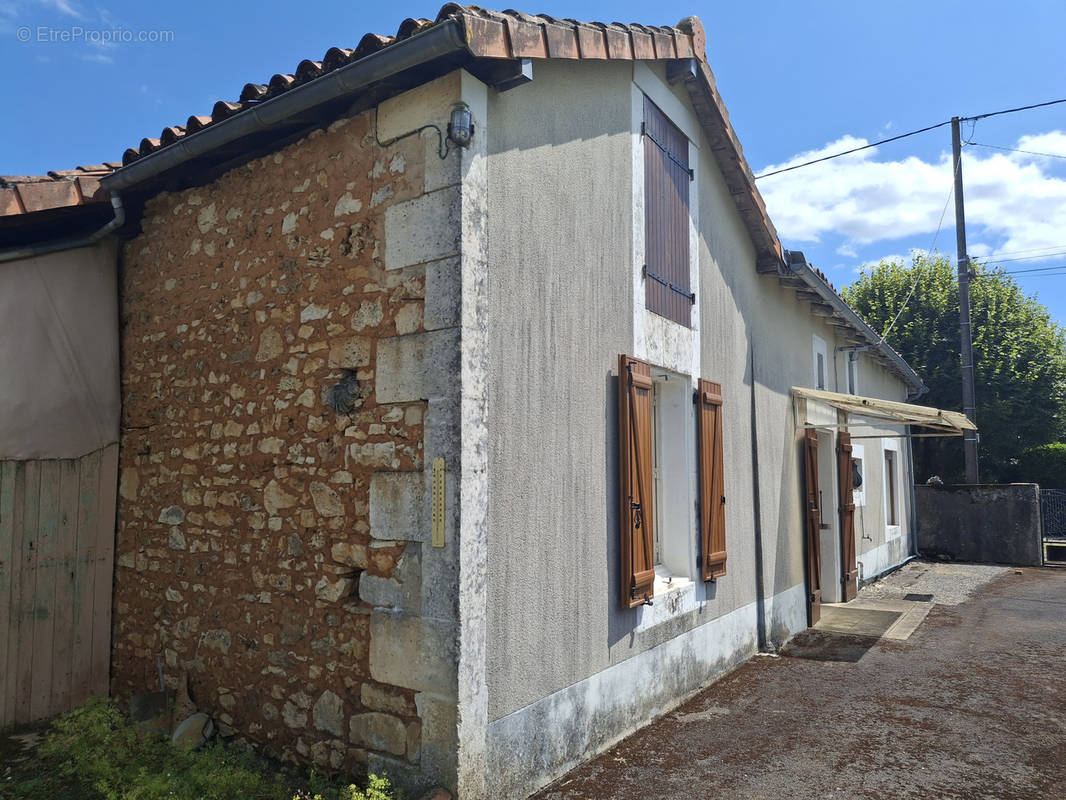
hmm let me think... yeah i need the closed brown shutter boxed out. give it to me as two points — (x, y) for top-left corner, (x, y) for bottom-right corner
(837, 432), (858, 601)
(698, 379), (726, 581)
(803, 428), (822, 625)
(618, 354), (656, 608)
(643, 95), (691, 327)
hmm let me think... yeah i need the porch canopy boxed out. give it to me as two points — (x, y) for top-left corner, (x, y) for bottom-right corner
(792, 387), (977, 438)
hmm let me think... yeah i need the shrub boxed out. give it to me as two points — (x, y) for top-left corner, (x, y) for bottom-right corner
(18, 697), (398, 800)
(1014, 442), (1066, 489)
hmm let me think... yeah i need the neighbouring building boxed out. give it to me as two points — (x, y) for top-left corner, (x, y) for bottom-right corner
(0, 5), (976, 798)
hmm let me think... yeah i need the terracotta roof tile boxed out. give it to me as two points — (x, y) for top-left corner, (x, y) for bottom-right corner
(114, 5), (707, 168)
(0, 165), (116, 217)
(6, 6), (782, 273)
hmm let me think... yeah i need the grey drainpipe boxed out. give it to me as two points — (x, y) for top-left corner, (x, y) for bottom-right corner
(0, 191), (125, 263)
(103, 19), (467, 193)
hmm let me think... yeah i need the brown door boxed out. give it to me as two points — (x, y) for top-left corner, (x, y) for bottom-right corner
(837, 432), (858, 601)
(803, 428), (822, 625)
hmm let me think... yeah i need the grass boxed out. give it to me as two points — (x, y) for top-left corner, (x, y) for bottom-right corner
(1, 698), (398, 800)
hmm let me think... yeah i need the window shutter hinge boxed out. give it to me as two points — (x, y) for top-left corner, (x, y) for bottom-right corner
(643, 265), (695, 304)
(642, 120), (693, 179)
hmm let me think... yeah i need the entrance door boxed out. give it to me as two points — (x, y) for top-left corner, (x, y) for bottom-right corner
(803, 428), (822, 625)
(837, 432), (858, 600)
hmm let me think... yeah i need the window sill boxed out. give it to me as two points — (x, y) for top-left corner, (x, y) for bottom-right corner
(633, 569), (700, 632)
(653, 567), (693, 596)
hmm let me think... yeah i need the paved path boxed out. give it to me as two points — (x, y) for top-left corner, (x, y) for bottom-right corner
(532, 562), (1066, 800)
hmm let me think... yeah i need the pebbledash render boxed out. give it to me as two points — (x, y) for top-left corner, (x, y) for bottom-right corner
(0, 5), (975, 800)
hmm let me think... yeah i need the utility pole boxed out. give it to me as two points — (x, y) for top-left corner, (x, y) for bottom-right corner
(951, 117), (979, 483)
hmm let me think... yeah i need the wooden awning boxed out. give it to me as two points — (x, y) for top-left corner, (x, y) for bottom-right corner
(792, 387), (977, 437)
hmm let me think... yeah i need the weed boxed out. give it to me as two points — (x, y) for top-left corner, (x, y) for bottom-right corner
(1, 698), (398, 800)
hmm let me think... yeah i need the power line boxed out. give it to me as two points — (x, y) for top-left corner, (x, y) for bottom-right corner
(754, 96), (1066, 180)
(875, 160), (960, 345)
(976, 244), (1066, 260)
(754, 121), (951, 180)
(995, 263), (1066, 275)
(961, 97), (1066, 122)
(965, 141), (1066, 160)
(980, 250), (1066, 264)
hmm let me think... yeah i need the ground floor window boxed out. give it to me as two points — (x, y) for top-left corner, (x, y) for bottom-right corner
(618, 354), (727, 608)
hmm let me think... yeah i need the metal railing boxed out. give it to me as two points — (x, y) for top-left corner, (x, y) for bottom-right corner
(1039, 489), (1066, 541)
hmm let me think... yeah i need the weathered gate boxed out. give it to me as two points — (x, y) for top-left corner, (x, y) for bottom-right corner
(1040, 488), (1066, 564)
(0, 444), (118, 727)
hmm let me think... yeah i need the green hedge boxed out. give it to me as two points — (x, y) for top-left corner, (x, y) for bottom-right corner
(1014, 443), (1066, 489)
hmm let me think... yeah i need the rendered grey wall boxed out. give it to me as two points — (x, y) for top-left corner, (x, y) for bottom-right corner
(484, 60), (634, 722)
(484, 59), (782, 725)
(916, 484), (1043, 566)
(0, 241), (119, 459)
(482, 57), (922, 732)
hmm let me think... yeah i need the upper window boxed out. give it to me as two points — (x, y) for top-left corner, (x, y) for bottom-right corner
(813, 335), (829, 390)
(847, 354), (859, 395)
(642, 96), (693, 328)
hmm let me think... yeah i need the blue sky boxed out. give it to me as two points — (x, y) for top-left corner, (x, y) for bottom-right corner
(3, 0), (1065, 326)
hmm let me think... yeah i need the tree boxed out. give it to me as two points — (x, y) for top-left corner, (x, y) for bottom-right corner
(841, 252), (1066, 483)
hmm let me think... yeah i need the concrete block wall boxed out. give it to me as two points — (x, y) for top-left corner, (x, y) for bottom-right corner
(113, 71), (471, 793)
(916, 483), (1043, 566)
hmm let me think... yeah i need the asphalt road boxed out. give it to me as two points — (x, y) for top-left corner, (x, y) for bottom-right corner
(532, 564), (1066, 800)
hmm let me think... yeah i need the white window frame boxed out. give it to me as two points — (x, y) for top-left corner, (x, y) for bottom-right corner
(649, 366), (696, 588)
(813, 334), (829, 391)
(882, 438), (901, 539)
(851, 443), (866, 507)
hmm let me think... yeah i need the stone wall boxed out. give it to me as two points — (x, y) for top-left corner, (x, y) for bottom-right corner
(916, 483), (1043, 566)
(113, 76), (466, 792)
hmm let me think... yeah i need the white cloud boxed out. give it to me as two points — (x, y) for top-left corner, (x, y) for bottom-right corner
(80, 51), (112, 62)
(758, 131), (1066, 260)
(854, 252), (911, 274)
(836, 242), (858, 258)
(37, 0), (83, 18)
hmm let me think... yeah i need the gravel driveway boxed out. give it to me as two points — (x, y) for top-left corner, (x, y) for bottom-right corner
(531, 561), (1066, 800)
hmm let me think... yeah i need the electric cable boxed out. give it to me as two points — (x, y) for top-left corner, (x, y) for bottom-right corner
(874, 152), (963, 345)
(754, 97), (1066, 180)
(965, 141), (1066, 160)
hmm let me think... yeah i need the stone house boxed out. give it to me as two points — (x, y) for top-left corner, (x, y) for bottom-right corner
(0, 5), (977, 798)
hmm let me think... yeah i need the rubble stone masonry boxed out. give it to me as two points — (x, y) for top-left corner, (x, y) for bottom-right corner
(113, 77), (465, 788)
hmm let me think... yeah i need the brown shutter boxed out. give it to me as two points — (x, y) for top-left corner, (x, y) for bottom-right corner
(837, 431), (858, 601)
(803, 428), (822, 625)
(618, 354), (656, 608)
(698, 379), (726, 580)
(643, 95), (691, 327)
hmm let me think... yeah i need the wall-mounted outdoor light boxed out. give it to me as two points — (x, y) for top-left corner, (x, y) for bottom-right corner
(447, 105), (474, 148)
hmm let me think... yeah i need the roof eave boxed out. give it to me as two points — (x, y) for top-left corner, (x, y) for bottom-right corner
(102, 18), (468, 194)
(786, 250), (927, 395)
